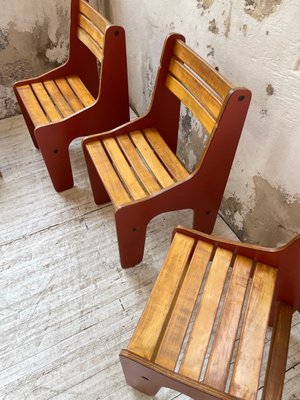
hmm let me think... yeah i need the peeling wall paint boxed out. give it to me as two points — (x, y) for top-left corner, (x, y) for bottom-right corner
(105, 0), (300, 246)
(0, 0), (69, 120)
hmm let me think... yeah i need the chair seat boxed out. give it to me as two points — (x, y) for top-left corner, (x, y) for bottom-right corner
(124, 231), (284, 399)
(85, 127), (189, 206)
(16, 75), (95, 127)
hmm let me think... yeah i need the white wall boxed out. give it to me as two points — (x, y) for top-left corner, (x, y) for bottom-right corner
(105, 0), (300, 246)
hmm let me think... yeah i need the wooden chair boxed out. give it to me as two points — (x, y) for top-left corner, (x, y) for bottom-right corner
(13, 0), (129, 192)
(120, 225), (300, 399)
(82, 33), (251, 268)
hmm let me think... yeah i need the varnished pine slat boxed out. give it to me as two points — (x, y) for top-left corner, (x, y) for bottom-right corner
(31, 83), (62, 122)
(79, 0), (110, 33)
(262, 302), (293, 400)
(179, 247), (233, 381)
(55, 77), (84, 112)
(128, 233), (195, 360)
(77, 27), (103, 62)
(173, 40), (232, 99)
(229, 263), (278, 400)
(85, 141), (131, 205)
(116, 134), (161, 194)
(66, 75), (95, 107)
(169, 57), (222, 119)
(43, 80), (74, 118)
(166, 74), (215, 134)
(78, 13), (104, 49)
(144, 128), (189, 182)
(130, 131), (174, 188)
(154, 240), (213, 370)
(16, 85), (49, 126)
(204, 255), (253, 390)
(102, 138), (147, 201)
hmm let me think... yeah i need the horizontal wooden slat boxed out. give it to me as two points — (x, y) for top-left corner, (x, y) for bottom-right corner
(204, 255), (253, 391)
(66, 75), (95, 107)
(173, 40), (232, 99)
(16, 85), (49, 127)
(230, 263), (278, 400)
(77, 26), (103, 62)
(262, 302), (293, 400)
(78, 13), (104, 48)
(79, 0), (109, 33)
(102, 137), (147, 201)
(85, 141), (131, 205)
(130, 131), (174, 188)
(31, 83), (62, 122)
(180, 247), (233, 381)
(128, 233), (195, 360)
(55, 77), (84, 112)
(169, 57), (222, 119)
(116, 134), (161, 194)
(154, 240), (213, 371)
(144, 128), (189, 182)
(166, 74), (215, 134)
(43, 80), (73, 118)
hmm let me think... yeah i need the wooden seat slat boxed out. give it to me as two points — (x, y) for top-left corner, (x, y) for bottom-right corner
(66, 75), (95, 107)
(16, 85), (49, 127)
(43, 80), (74, 118)
(55, 77), (84, 112)
(86, 141), (131, 205)
(130, 131), (174, 188)
(169, 57), (222, 119)
(204, 255), (253, 391)
(127, 233), (195, 360)
(173, 40), (232, 99)
(102, 137), (147, 201)
(116, 134), (161, 194)
(154, 240), (213, 371)
(144, 128), (189, 181)
(166, 74), (215, 134)
(78, 13), (104, 48)
(79, 0), (109, 34)
(31, 82), (62, 122)
(77, 27), (103, 62)
(179, 247), (233, 381)
(229, 263), (278, 400)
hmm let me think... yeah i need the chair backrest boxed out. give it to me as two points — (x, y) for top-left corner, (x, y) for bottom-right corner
(77, 0), (110, 63)
(165, 39), (233, 135)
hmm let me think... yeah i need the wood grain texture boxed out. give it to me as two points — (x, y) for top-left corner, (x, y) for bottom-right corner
(173, 40), (232, 99)
(128, 233), (195, 360)
(78, 13), (104, 49)
(77, 27), (103, 62)
(43, 80), (74, 118)
(86, 141), (131, 205)
(154, 240), (213, 370)
(130, 131), (174, 188)
(66, 75), (95, 107)
(31, 82), (62, 122)
(179, 247), (233, 380)
(55, 77), (84, 112)
(16, 85), (49, 126)
(79, 0), (109, 33)
(143, 128), (189, 181)
(204, 254), (253, 390)
(230, 263), (278, 400)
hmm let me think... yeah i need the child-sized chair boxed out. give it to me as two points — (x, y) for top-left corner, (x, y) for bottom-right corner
(14, 0), (129, 192)
(120, 225), (300, 399)
(82, 33), (251, 268)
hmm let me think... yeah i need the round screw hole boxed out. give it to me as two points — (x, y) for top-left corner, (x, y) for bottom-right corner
(53, 149), (59, 154)
(238, 95), (245, 102)
(206, 210), (211, 215)
(141, 376), (149, 381)
(114, 30), (120, 36)
(133, 227), (139, 232)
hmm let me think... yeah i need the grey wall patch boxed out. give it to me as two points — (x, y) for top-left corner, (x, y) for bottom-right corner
(244, 0), (282, 22)
(197, 0), (215, 10)
(208, 19), (219, 34)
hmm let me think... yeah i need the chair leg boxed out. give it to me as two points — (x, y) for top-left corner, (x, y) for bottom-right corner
(115, 209), (148, 268)
(193, 207), (218, 234)
(83, 146), (110, 205)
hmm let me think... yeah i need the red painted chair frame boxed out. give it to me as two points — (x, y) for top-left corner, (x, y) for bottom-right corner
(120, 224), (300, 399)
(83, 33), (251, 268)
(13, 0), (129, 192)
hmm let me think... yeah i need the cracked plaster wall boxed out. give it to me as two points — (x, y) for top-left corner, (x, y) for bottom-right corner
(105, 0), (300, 246)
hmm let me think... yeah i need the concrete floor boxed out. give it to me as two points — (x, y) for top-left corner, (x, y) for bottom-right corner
(0, 115), (299, 399)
